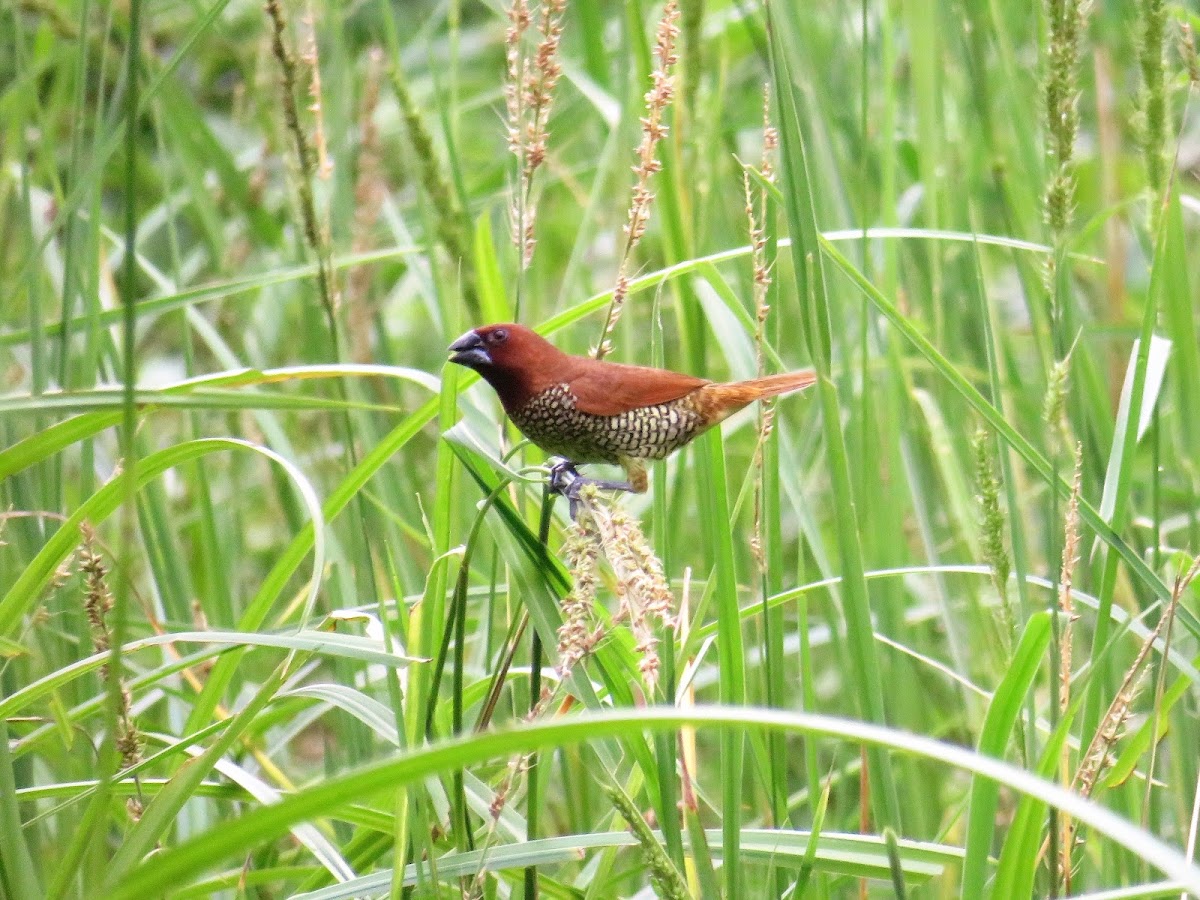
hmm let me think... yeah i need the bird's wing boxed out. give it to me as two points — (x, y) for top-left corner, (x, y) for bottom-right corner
(567, 360), (709, 416)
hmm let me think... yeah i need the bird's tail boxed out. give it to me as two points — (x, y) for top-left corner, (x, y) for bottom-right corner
(733, 369), (818, 401)
(694, 369), (817, 421)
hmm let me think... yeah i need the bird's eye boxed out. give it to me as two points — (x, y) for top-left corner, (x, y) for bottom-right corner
(491, 329), (508, 344)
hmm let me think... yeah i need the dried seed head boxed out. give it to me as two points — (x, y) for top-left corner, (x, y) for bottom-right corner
(556, 507), (604, 680)
(1179, 21), (1200, 85)
(504, 0), (567, 271)
(301, 12), (332, 180)
(595, 0), (681, 359)
(575, 491), (677, 692)
(80, 525), (114, 652)
(1058, 443), (1083, 713)
(78, 523), (145, 814)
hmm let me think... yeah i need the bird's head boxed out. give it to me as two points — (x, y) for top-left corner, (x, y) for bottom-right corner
(448, 323), (543, 371)
(446, 324), (516, 369)
(448, 323), (566, 409)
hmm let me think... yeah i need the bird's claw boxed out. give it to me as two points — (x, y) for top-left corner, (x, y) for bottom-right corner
(547, 459), (580, 495)
(547, 460), (586, 518)
(546, 459), (635, 519)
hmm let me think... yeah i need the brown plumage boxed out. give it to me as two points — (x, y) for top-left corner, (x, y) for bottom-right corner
(448, 323), (816, 493)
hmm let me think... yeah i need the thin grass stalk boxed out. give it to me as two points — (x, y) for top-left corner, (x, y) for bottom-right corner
(397, 379), (462, 889)
(56, 0), (97, 400)
(594, 0), (680, 358)
(817, 236), (1183, 695)
(1059, 558), (1193, 873)
(1057, 445), (1083, 892)
(81, 527), (145, 820)
(676, 571), (718, 897)
(1042, 10), (1086, 870)
(524, 488), (554, 900)
(747, 84), (777, 584)
(504, 0), (532, 299)
(679, 0), (701, 116)
(380, 547), (411, 900)
(654, 637), (684, 871)
(643, 300), (683, 872)
(1081, 165), (1172, 769)
(1142, 556), (1199, 838)
(420, 487), (518, 883)
(1043, 348), (1078, 802)
(692, 430), (745, 894)
(373, 0), (480, 319)
(0, 717), (41, 898)
(973, 426), (1014, 659)
(964, 232), (1041, 763)
(500, 0), (566, 319)
(1042, 1), (1086, 876)
(264, 0), (339, 343)
(426, 479), (515, 737)
(109, 0), (143, 867)
(746, 84), (788, 845)
(768, 0), (902, 832)
(266, 0), (383, 632)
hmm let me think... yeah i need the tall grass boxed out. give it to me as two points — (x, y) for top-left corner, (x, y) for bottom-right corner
(2, 0), (1199, 897)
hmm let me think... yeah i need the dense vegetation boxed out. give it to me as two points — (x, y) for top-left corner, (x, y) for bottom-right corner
(1, 0), (1198, 896)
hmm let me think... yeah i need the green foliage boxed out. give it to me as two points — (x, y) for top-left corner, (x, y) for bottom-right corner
(2, 0), (1198, 896)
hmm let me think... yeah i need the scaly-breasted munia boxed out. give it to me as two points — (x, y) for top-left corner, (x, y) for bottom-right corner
(448, 323), (816, 495)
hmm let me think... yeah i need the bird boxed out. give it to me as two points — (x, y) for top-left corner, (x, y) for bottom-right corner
(448, 323), (817, 497)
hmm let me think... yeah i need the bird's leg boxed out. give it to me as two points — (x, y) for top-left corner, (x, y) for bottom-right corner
(617, 457), (648, 494)
(547, 459), (583, 497)
(547, 459), (638, 518)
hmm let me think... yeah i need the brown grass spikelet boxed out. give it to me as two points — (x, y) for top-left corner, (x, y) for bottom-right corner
(80, 524), (114, 652)
(1068, 555), (1196, 832)
(747, 83), (777, 370)
(575, 490), (676, 690)
(594, 0), (681, 358)
(1058, 443), (1083, 713)
(747, 87), (778, 577)
(300, 7), (332, 181)
(504, 0), (532, 155)
(525, 0), (567, 164)
(504, 0), (567, 269)
(1178, 20), (1200, 85)
(1055, 442), (1083, 885)
(556, 505), (603, 681)
(78, 524), (145, 820)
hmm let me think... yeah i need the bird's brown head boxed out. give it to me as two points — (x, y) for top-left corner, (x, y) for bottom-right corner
(448, 323), (568, 411)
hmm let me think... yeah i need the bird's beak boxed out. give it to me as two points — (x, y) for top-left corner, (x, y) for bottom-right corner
(448, 330), (491, 369)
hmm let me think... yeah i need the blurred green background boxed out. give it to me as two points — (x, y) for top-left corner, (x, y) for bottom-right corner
(1, 0), (1198, 896)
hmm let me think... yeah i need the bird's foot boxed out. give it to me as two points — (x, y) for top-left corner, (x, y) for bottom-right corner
(547, 459), (634, 519)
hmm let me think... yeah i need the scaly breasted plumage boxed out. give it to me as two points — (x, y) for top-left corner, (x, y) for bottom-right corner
(448, 323), (816, 492)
